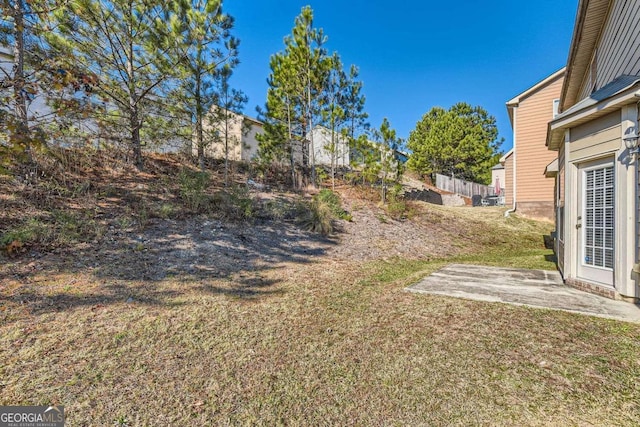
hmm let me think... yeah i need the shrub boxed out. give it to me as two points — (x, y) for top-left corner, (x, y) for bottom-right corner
(50, 209), (104, 244)
(380, 183), (413, 220)
(0, 218), (46, 250)
(262, 198), (295, 220)
(213, 185), (256, 221)
(178, 169), (211, 212)
(316, 189), (350, 221)
(296, 189), (351, 235)
(155, 203), (176, 219)
(1, 210), (104, 254)
(299, 197), (334, 235)
(386, 199), (410, 220)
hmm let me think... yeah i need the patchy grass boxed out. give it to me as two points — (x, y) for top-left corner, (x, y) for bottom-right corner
(401, 203), (556, 270)
(1, 257), (639, 426)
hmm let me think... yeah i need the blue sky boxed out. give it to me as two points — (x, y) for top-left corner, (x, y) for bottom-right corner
(225, 1), (578, 153)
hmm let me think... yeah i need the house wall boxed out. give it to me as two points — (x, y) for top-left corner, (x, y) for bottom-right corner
(504, 153), (514, 206)
(577, 0), (640, 101)
(311, 127), (350, 167)
(556, 141), (566, 275)
(200, 109), (262, 162)
(568, 111), (620, 160)
(240, 121), (262, 161)
(551, 0), (640, 301)
(1, 46), (53, 125)
(513, 74), (564, 219)
(561, 106), (639, 299)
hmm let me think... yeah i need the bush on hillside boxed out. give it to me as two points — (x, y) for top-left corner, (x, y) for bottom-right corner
(297, 189), (351, 235)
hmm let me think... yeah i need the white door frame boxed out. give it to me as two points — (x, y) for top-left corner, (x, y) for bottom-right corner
(576, 157), (615, 287)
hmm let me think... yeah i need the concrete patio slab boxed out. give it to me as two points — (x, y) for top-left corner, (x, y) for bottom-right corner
(406, 264), (640, 323)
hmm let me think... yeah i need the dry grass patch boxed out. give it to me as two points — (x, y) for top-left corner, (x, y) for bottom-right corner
(1, 258), (639, 425)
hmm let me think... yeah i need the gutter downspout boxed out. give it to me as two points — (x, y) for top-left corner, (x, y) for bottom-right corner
(635, 100), (640, 275)
(505, 105), (517, 217)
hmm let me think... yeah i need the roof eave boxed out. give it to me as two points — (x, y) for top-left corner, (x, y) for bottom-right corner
(546, 122), (561, 151)
(548, 84), (640, 150)
(561, 0), (613, 111)
(506, 103), (516, 127)
(506, 68), (565, 128)
(544, 158), (559, 177)
(499, 148), (514, 163)
(508, 68), (566, 105)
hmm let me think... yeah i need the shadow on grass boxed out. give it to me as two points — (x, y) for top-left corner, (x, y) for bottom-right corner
(85, 219), (333, 282)
(200, 276), (285, 300)
(0, 218), (335, 317)
(8, 284), (186, 316)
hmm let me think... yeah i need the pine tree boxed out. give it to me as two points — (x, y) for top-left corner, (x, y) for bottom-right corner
(257, 6), (331, 186)
(321, 53), (352, 190)
(168, 0), (240, 173)
(342, 64), (368, 162)
(210, 65), (247, 185)
(1, 0), (86, 169)
(50, 0), (178, 170)
(407, 102), (503, 184)
(256, 52), (305, 187)
(374, 118), (402, 203)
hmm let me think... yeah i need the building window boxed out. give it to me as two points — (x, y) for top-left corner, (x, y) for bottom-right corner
(557, 205), (564, 243)
(553, 99), (560, 118)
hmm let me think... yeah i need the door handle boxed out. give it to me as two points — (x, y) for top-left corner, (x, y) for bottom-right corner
(575, 223), (582, 229)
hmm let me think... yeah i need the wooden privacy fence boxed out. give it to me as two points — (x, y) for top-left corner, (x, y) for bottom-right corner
(435, 173), (493, 198)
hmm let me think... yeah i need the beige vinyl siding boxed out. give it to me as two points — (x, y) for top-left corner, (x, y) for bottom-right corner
(558, 148), (565, 213)
(200, 111), (262, 162)
(568, 110), (621, 162)
(557, 144), (566, 274)
(504, 153), (514, 206)
(514, 76), (563, 202)
(577, 0), (640, 100)
(562, 0), (610, 110)
(240, 121), (262, 161)
(201, 112), (244, 161)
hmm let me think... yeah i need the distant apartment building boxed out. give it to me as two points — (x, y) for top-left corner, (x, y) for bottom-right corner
(310, 126), (350, 167)
(198, 107), (263, 162)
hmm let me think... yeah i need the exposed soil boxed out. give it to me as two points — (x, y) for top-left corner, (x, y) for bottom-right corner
(1, 194), (458, 286)
(0, 150), (468, 285)
(2, 149), (547, 325)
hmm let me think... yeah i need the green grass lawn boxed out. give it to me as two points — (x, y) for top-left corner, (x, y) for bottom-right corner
(1, 206), (638, 426)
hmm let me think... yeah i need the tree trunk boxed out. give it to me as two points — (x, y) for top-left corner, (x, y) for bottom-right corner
(286, 97), (295, 190)
(307, 84), (316, 186)
(126, 10), (143, 171)
(331, 126), (336, 191)
(224, 106), (229, 187)
(130, 107), (143, 170)
(13, 0), (31, 163)
(196, 116), (204, 171)
(195, 74), (205, 172)
(305, 49), (316, 186)
(381, 150), (387, 203)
